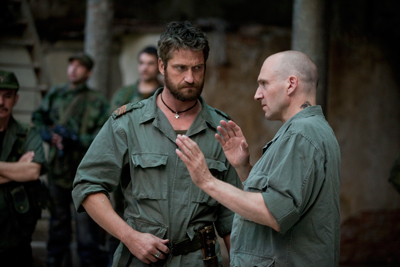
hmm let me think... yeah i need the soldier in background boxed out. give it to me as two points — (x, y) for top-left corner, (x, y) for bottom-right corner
(110, 46), (162, 112)
(0, 70), (47, 266)
(32, 53), (110, 267)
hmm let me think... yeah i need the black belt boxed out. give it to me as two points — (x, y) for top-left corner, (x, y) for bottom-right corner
(169, 231), (204, 256)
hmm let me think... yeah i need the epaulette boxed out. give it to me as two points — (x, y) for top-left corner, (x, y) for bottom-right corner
(214, 108), (231, 120)
(112, 102), (144, 119)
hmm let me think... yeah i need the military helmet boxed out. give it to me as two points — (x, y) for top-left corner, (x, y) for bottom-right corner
(0, 70), (19, 90)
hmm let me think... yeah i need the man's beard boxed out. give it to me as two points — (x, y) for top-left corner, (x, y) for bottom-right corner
(164, 69), (204, 102)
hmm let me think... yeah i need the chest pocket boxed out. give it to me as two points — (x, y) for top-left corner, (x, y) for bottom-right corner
(191, 158), (227, 206)
(130, 153), (168, 200)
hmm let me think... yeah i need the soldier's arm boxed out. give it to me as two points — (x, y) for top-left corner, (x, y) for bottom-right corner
(176, 135), (280, 231)
(0, 151), (41, 184)
(0, 162), (41, 184)
(82, 192), (170, 264)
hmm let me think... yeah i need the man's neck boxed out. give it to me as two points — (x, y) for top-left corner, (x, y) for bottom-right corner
(281, 98), (316, 124)
(157, 88), (201, 131)
(138, 79), (160, 94)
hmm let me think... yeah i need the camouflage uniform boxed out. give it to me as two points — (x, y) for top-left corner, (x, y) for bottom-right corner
(32, 82), (110, 266)
(0, 117), (47, 267)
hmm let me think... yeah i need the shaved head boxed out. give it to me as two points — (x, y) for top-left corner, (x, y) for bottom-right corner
(270, 50), (319, 94)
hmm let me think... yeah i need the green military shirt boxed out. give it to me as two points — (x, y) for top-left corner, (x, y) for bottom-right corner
(72, 89), (241, 267)
(230, 106), (341, 267)
(0, 117), (47, 250)
(110, 81), (161, 113)
(32, 83), (109, 188)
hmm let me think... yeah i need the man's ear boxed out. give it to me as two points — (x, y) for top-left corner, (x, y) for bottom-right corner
(158, 58), (165, 75)
(287, 75), (298, 95)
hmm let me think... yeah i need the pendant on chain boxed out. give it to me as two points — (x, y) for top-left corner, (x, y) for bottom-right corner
(174, 113), (179, 119)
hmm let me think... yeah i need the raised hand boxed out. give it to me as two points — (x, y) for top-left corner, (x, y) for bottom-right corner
(175, 134), (212, 188)
(215, 120), (251, 172)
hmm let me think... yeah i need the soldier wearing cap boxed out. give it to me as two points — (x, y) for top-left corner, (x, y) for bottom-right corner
(0, 70), (47, 266)
(32, 53), (110, 267)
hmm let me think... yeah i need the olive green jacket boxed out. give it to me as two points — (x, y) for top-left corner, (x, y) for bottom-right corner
(230, 106), (341, 267)
(32, 83), (109, 188)
(0, 117), (47, 250)
(72, 89), (241, 266)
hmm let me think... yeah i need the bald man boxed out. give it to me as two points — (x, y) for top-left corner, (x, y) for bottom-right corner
(175, 50), (341, 267)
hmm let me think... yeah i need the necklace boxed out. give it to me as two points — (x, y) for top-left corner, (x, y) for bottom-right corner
(160, 93), (198, 119)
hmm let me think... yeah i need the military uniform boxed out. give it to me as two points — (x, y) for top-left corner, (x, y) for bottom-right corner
(0, 120), (47, 265)
(230, 106), (341, 267)
(32, 82), (110, 266)
(72, 88), (241, 266)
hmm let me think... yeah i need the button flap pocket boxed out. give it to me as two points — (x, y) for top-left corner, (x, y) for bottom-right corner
(10, 185), (30, 214)
(131, 153), (168, 168)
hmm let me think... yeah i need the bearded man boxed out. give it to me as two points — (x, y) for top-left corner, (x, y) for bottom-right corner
(72, 21), (241, 267)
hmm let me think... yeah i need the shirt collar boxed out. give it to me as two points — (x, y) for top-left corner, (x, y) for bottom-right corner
(139, 88), (217, 129)
(262, 105), (324, 152)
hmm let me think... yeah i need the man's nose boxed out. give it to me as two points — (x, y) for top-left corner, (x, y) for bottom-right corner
(184, 70), (194, 84)
(254, 87), (263, 100)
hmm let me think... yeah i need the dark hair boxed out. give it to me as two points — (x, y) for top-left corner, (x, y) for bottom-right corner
(157, 21), (209, 67)
(138, 46), (158, 60)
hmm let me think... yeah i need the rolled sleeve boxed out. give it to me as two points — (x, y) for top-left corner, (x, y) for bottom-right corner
(262, 188), (300, 234)
(72, 179), (109, 212)
(72, 118), (128, 212)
